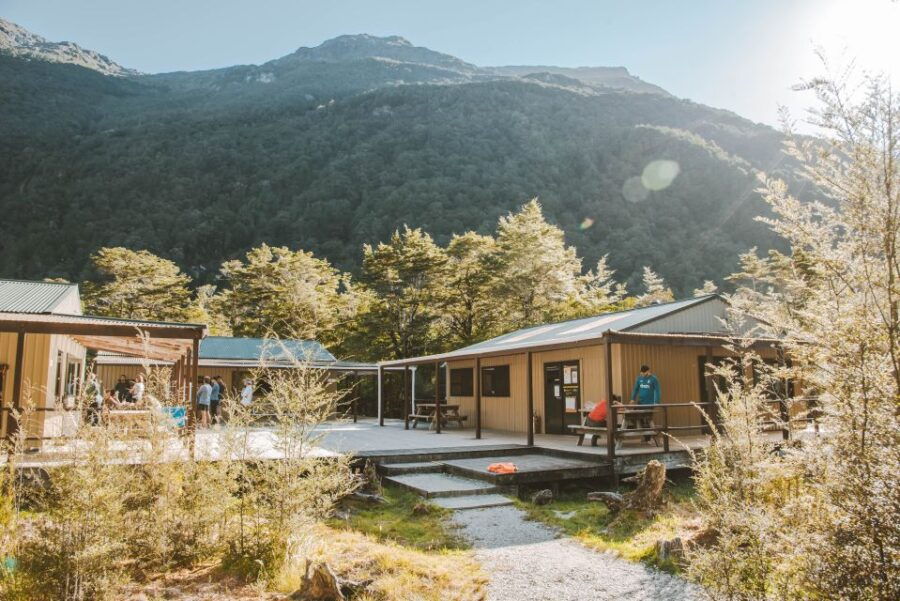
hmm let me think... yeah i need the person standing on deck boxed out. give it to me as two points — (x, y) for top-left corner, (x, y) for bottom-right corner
(130, 374), (146, 405)
(209, 375), (221, 426)
(631, 365), (660, 442)
(197, 376), (212, 428)
(240, 378), (254, 407)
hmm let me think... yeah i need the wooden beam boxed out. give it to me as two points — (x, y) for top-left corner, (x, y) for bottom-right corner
(605, 335), (616, 461)
(704, 346), (716, 433)
(526, 351), (534, 446)
(475, 356), (482, 439)
(0, 319), (203, 339)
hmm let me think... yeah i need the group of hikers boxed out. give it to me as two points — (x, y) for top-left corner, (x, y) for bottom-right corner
(84, 371), (256, 428)
(193, 375), (255, 428)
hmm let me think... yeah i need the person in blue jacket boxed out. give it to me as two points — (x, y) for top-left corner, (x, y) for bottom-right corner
(631, 365), (660, 442)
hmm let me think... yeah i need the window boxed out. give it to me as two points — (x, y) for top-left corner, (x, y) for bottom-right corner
(481, 365), (510, 397)
(450, 368), (473, 396)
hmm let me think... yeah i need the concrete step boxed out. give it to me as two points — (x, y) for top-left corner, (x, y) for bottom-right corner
(432, 494), (514, 510)
(378, 461), (444, 476)
(384, 473), (501, 498)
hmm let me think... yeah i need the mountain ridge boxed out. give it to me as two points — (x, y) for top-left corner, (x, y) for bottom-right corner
(0, 19), (799, 297)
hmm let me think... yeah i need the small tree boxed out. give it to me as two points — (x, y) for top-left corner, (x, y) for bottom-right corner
(693, 280), (718, 297)
(566, 255), (629, 317)
(688, 71), (900, 600)
(82, 247), (194, 321)
(635, 266), (674, 306)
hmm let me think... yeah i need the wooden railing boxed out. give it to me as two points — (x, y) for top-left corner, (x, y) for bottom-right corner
(605, 397), (819, 459)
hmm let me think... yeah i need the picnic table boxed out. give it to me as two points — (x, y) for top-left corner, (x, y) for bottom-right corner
(568, 403), (662, 447)
(408, 403), (468, 429)
(105, 409), (154, 436)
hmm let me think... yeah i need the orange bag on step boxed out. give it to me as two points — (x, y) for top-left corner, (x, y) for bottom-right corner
(487, 462), (518, 474)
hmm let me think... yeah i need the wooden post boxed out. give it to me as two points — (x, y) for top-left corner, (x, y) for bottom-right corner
(404, 365), (410, 430)
(350, 374), (358, 423)
(526, 351), (534, 446)
(704, 346), (716, 433)
(662, 406), (670, 452)
(434, 361), (441, 434)
(475, 356), (482, 439)
(377, 365), (384, 426)
(3, 331), (25, 440)
(605, 335), (616, 460)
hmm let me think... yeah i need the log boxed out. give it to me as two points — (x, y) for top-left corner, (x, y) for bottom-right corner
(586, 491), (624, 511)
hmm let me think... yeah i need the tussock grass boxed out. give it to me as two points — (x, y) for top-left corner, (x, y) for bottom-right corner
(329, 485), (469, 551)
(516, 474), (698, 573)
(273, 526), (486, 601)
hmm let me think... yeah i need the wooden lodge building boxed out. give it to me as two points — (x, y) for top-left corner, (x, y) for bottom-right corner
(94, 335), (380, 395)
(377, 294), (780, 452)
(0, 279), (206, 449)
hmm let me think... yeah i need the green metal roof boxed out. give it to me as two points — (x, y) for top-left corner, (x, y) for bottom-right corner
(0, 279), (79, 314)
(199, 336), (336, 363)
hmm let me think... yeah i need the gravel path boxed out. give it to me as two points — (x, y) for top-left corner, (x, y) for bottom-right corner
(451, 505), (702, 601)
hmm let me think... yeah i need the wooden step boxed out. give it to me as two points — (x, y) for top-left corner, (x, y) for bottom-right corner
(383, 473), (501, 498)
(432, 494), (513, 510)
(378, 461), (444, 476)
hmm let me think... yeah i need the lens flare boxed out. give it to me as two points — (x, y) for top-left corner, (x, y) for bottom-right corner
(641, 160), (680, 191)
(579, 217), (595, 230)
(622, 175), (650, 203)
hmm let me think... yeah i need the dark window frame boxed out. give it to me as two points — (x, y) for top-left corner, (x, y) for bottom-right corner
(481, 365), (510, 397)
(449, 367), (474, 396)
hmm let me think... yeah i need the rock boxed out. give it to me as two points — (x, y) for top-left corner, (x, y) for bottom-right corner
(586, 491), (625, 511)
(412, 502), (431, 515)
(291, 561), (345, 601)
(656, 536), (684, 562)
(531, 489), (553, 505)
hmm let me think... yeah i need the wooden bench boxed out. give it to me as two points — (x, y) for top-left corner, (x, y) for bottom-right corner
(408, 403), (467, 429)
(568, 423), (663, 447)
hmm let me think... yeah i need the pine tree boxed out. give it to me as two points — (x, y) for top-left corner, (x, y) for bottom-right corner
(82, 247), (194, 322)
(567, 255), (628, 317)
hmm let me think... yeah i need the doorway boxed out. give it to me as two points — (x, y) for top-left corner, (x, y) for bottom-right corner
(543, 361), (581, 434)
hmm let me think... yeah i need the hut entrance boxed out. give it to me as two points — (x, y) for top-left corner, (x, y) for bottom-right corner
(543, 361), (581, 434)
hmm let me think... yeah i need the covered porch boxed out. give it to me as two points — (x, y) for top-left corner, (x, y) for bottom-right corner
(374, 330), (797, 463)
(0, 311), (207, 445)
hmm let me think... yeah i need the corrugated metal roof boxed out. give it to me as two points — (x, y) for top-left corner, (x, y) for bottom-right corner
(198, 336), (336, 363)
(94, 353), (380, 371)
(0, 279), (79, 314)
(0, 311), (205, 330)
(380, 295), (723, 366)
(456, 295), (719, 354)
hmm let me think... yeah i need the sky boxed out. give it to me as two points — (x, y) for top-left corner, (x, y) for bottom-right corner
(2, 0), (898, 128)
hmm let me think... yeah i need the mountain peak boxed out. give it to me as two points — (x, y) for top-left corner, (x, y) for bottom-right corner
(281, 33), (476, 73)
(0, 17), (136, 76)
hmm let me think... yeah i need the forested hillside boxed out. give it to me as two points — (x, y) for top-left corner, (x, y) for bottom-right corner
(0, 28), (807, 295)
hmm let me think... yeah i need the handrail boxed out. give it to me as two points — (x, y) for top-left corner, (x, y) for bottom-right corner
(605, 397), (819, 461)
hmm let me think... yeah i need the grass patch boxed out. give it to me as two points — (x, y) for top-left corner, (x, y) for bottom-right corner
(328, 485), (469, 551)
(516, 473), (698, 573)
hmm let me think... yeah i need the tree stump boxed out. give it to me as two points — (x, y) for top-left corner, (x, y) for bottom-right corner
(587, 460), (667, 513)
(292, 561), (345, 601)
(624, 460), (666, 512)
